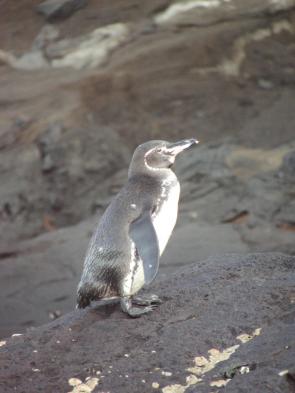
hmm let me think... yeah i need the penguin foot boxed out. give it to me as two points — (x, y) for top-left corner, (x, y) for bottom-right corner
(133, 294), (162, 306)
(120, 297), (158, 318)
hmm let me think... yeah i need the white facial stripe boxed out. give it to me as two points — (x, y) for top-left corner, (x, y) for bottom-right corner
(144, 148), (163, 171)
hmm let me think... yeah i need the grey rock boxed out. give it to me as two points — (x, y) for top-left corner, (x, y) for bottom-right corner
(275, 200), (295, 226)
(154, 0), (295, 26)
(239, 91), (295, 148)
(32, 24), (60, 51)
(37, 0), (87, 21)
(41, 154), (55, 173)
(49, 23), (129, 70)
(12, 51), (49, 71)
(257, 78), (274, 90)
(280, 150), (295, 178)
(37, 123), (63, 173)
(45, 36), (82, 59)
(0, 218), (95, 338)
(160, 221), (248, 276)
(0, 253), (294, 393)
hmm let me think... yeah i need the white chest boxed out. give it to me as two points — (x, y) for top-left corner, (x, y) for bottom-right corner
(122, 241), (145, 296)
(152, 180), (180, 255)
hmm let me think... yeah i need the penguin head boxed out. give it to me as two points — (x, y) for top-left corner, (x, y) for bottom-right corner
(129, 139), (198, 176)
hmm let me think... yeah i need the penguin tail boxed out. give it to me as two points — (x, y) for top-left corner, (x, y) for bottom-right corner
(76, 292), (91, 309)
(76, 281), (111, 309)
(76, 283), (96, 309)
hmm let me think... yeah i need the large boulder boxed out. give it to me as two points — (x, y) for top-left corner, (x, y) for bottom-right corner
(0, 253), (294, 393)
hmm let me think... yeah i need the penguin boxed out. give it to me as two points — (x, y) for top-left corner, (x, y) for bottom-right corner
(77, 138), (198, 317)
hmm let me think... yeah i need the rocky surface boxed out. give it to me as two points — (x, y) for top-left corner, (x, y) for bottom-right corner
(1, 140), (295, 337)
(0, 0), (295, 346)
(37, 0), (87, 21)
(0, 253), (294, 393)
(1, 1), (295, 244)
(0, 211), (249, 339)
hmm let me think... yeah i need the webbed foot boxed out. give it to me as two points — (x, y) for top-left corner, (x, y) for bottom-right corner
(133, 294), (162, 306)
(120, 297), (159, 318)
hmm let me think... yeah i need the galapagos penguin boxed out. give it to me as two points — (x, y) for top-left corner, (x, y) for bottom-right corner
(77, 139), (198, 317)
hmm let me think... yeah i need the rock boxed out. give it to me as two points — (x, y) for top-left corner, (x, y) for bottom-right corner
(0, 216), (247, 337)
(49, 23), (130, 69)
(0, 0), (295, 346)
(37, 123), (63, 173)
(238, 91), (295, 148)
(37, 0), (87, 21)
(257, 78), (274, 90)
(11, 51), (49, 71)
(0, 119), (130, 243)
(160, 222), (249, 276)
(31, 24), (60, 51)
(0, 253), (294, 393)
(0, 218), (94, 339)
(41, 154), (55, 173)
(1, 137), (294, 313)
(1, 22), (129, 71)
(225, 146), (289, 178)
(275, 200), (295, 227)
(280, 150), (295, 178)
(154, 0), (295, 26)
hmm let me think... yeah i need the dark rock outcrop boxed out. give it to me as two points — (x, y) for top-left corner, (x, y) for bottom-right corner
(0, 253), (294, 393)
(37, 0), (87, 21)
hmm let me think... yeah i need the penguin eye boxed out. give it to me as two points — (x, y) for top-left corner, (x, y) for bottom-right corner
(155, 148), (163, 153)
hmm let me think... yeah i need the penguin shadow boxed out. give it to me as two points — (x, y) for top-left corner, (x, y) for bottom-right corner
(89, 299), (122, 319)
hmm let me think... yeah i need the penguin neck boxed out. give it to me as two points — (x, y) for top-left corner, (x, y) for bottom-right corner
(128, 160), (176, 181)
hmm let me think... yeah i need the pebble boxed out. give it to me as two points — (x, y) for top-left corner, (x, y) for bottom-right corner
(257, 78), (274, 90)
(161, 371), (172, 377)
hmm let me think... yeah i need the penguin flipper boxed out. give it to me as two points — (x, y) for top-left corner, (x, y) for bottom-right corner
(129, 210), (160, 285)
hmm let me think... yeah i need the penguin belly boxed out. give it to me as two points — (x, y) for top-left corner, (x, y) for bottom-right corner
(152, 181), (180, 255)
(121, 241), (145, 296)
(122, 180), (180, 297)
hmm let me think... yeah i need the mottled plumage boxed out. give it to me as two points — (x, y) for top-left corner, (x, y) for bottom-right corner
(77, 139), (198, 317)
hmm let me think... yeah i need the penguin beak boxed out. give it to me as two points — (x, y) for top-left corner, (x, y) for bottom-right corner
(166, 138), (199, 156)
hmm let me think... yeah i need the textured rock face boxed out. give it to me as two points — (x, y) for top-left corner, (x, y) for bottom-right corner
(154, 0), (295, 26)
(0, 253), (294, 393)
(1, 0), (295, 243)
(37, 0), (87, 21)
(0, 0), (295, 361)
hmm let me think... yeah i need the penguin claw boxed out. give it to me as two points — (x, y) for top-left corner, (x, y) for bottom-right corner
(127, 305), (157, 318)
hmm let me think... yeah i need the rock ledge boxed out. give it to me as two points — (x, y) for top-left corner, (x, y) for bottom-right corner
(0, 253), (294, 393)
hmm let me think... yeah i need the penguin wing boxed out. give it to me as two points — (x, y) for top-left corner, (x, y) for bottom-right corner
(129, 210), (159, 285)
